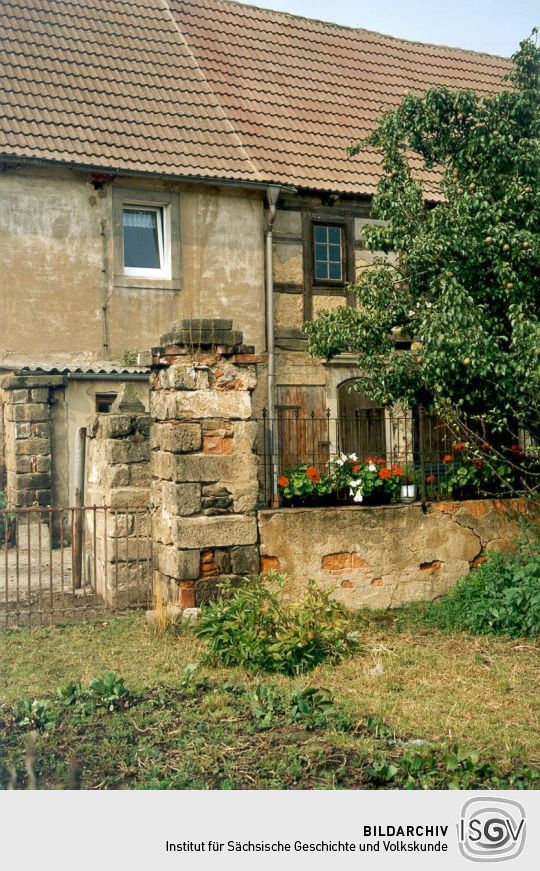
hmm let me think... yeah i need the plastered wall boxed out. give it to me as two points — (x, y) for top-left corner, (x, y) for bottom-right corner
(0, 167), (266, 362)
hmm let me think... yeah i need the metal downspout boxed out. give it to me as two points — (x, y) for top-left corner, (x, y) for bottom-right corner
(265, 185), (281, 507)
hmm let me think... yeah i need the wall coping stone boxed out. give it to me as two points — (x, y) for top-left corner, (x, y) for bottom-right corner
(1, 374), (66, 390)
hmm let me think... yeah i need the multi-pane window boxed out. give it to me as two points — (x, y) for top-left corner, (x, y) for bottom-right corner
(123, 206), (166, 277)
(313, 224), (344, 282)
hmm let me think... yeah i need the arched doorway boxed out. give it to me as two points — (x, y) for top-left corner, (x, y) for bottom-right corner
(337, 380), (386, 458)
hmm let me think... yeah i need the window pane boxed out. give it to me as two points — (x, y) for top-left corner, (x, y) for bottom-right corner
(314, 261), (329, 280)
(328, 227), (341, 245)
(313, 223), (344, 282)
(329, 261), (342, 280)
(123, 208), (161, 269)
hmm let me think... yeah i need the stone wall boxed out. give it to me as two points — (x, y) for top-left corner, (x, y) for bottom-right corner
(0, 373), (64, 507)
(150, 320), (261, 607)
(86, 385), (151, 604)
(258, 498), (537, 609)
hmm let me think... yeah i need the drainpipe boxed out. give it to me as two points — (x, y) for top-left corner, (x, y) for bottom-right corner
(100, 218), (111, 358)
(72, 426), (87, 589)
(265, 185), (281, 507)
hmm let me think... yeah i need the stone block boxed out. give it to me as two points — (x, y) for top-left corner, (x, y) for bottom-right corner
(12, 389), (30, 403)
(30, 388), (50, 403)
(14, 456), (32, 474)
(1, 374), (65, 390)
(151, 422), (202, 453)
(195, 575), (242, 606)
(230, 545), (260, 575)
(107, 465), (131, 488)
(99, 415), (136, 439)
(152, 390), (251, 422)
(107, 440), (149, 464)
(158, 365), (210, 391)
(34, 455), (52, 473)
(152, 512), (174, 546)
(161, 482), (201, 516)
(174, 515), (258, 548)
(108, 538), (151, 562)
(15, 438), (50, 456)
(6, 404), (49, 423)
(32, 422), (51, 439)
(151, 451), (254, 485)
(14, 423), (32, 439)
(129, 463), (152, 487)
(156, 544), (200, 580)
(14, 472), (51, 491)
(108, 488), (149, 509)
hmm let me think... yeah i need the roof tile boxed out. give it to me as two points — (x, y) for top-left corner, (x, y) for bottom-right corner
(0, 0), (511, 194)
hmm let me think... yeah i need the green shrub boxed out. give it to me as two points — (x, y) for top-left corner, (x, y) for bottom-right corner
(196, 574), (359, 675)
(426, 533), (540, 638)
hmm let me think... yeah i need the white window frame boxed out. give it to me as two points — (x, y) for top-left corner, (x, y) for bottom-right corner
(122, 204), (171, 279)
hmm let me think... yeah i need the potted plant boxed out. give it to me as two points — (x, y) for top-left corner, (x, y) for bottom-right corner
(277, 464), (334, 507)
(399, 464), (418, 503)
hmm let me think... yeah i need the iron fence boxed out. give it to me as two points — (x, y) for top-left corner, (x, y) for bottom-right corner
(0, 506), (152, 630)
(256, 408), (532, 506)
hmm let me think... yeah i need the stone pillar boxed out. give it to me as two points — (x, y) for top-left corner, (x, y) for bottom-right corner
(86, 384), (151, 604)
(150, 320), (262, 607)
(0, 374), (64, 507)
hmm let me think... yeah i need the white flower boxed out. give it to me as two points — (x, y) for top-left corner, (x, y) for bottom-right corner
(368, 463), (377, 472)
(336, 458), (345, 467)
(349, 453), (358, 462)
(349, 479), (362, 489)
(353, 490), (364, 503)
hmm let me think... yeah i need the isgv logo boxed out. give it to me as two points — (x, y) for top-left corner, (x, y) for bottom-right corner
(458, 797), (526, 862)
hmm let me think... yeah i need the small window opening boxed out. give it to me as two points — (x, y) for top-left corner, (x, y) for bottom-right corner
(95, 393), (117, 413)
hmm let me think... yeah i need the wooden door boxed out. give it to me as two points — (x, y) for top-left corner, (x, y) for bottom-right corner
(276, 386), (329, 472)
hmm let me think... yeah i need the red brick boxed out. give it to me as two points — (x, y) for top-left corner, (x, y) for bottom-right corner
(261, 556), (281, 573)
(178, 583), (195, 609)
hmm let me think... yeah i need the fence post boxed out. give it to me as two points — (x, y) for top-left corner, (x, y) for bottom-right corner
(417, 406), (427, 509)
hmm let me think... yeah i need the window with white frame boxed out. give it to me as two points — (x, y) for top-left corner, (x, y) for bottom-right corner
(122, 205), (170, 278)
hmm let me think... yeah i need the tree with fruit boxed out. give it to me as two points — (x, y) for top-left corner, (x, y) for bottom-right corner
(304, 33), (540, 448)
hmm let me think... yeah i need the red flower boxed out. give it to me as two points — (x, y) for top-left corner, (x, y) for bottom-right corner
(472, 459), (483, 469)
(392, 464), (404, 476)
(378, 467), (392, 480)
(454, 441), (466, 452)
(352, 464), (362, 473)
(306, 466), (321, 483)
(365, 456), (376, 464)
(426, 474), (436, 484)
(278, 475), (289, 488)
(375, 457), (386, 466)
(510, 444), (522, 453)
(480, 442), (491, 451)
(443, 454), (454, 463)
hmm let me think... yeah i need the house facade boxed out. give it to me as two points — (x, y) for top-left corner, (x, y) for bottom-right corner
(0, 0), (509, 504)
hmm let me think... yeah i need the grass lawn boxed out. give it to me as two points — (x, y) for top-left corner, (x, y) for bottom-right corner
(0, 612), (538, 789)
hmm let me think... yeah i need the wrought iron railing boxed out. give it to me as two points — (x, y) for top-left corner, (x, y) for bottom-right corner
(256, 408), (534, 507)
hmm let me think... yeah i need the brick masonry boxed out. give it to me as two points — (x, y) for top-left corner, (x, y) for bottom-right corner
(150, 320), (261, 607)
(258, 498), (539, 609)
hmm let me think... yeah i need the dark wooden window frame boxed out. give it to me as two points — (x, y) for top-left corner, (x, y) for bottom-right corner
(302, 211), (356, 322)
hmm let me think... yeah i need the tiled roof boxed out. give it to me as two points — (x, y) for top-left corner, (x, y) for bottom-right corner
(0, 0), (261, 182)
(0, 0), (511, 195)
(173, 0), (511, 195)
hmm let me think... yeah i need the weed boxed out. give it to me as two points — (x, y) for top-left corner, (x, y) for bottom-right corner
(424, 534), (540, 638)
(197, 574), (359, 675)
